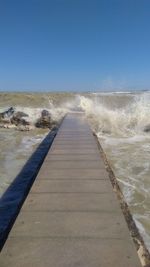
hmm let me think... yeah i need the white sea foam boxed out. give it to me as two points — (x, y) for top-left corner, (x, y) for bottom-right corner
(3, 91), (150, 135)
(14, 98), (79, 125)
(18, 134), (47, 154)
(134, 215), (150, 250)
(78, 92), (150, 137)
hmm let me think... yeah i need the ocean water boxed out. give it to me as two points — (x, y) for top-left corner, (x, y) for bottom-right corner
(0, 91), (150, 250)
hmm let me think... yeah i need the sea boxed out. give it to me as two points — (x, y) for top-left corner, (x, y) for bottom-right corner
(0, 91), (150, 251)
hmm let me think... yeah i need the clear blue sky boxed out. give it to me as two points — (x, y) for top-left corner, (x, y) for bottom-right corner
(0, 0), (150, 92)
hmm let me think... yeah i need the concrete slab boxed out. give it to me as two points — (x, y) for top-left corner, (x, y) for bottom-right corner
(49, 149), (100, 154)
(10, 211), (131, 239)
(56, 138), (95, 142)
(55, 136), (94, 140)
(55, 139), (95, 142)
(57, 131), (92, 135)
(42, 160), (105, 169)
(51, 144), (98, 149)
(44, 154), (101, 161)
(37, 168), (109, 180)
(0, 238), (141, 267)
(22, 192), (121, 212)
(53, 143), (97, 147)
(56, 133), (93, 137)
(31, 179), (112, 193)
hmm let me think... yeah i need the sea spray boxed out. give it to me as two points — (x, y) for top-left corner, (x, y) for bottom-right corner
(78, 92), (150, 136)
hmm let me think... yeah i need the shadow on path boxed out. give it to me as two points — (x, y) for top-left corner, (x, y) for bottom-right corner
(0, 129), (56, 251)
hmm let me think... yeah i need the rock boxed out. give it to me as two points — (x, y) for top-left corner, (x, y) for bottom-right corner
(0, 107), (15, 119)
(0, 107), (57, 130)
(144, 124), (150, 132)
(11, 117), (30, 126)
(41, 109), (50, 117)
(14, 111), (29, 118)
(35, 118), (51, 128)
(0, 118), (11, 124)
(11, 111), (30, 126)
(16, 125), (34, 131)
(35, 109), (52, 128)
(0, 108), (31, 128)
(0, 123), (16, 129)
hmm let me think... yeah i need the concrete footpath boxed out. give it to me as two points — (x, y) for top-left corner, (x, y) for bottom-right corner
(0, 113), (141, 266)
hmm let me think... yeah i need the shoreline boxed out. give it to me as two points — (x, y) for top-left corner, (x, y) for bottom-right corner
(94, 133), (150, 267)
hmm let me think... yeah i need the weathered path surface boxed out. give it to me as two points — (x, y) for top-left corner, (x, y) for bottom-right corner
(0, 113), (141, 266)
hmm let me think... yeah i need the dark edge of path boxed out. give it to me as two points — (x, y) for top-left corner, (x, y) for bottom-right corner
(0, 121), (63, 251)
(93, 133), (150, 267)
